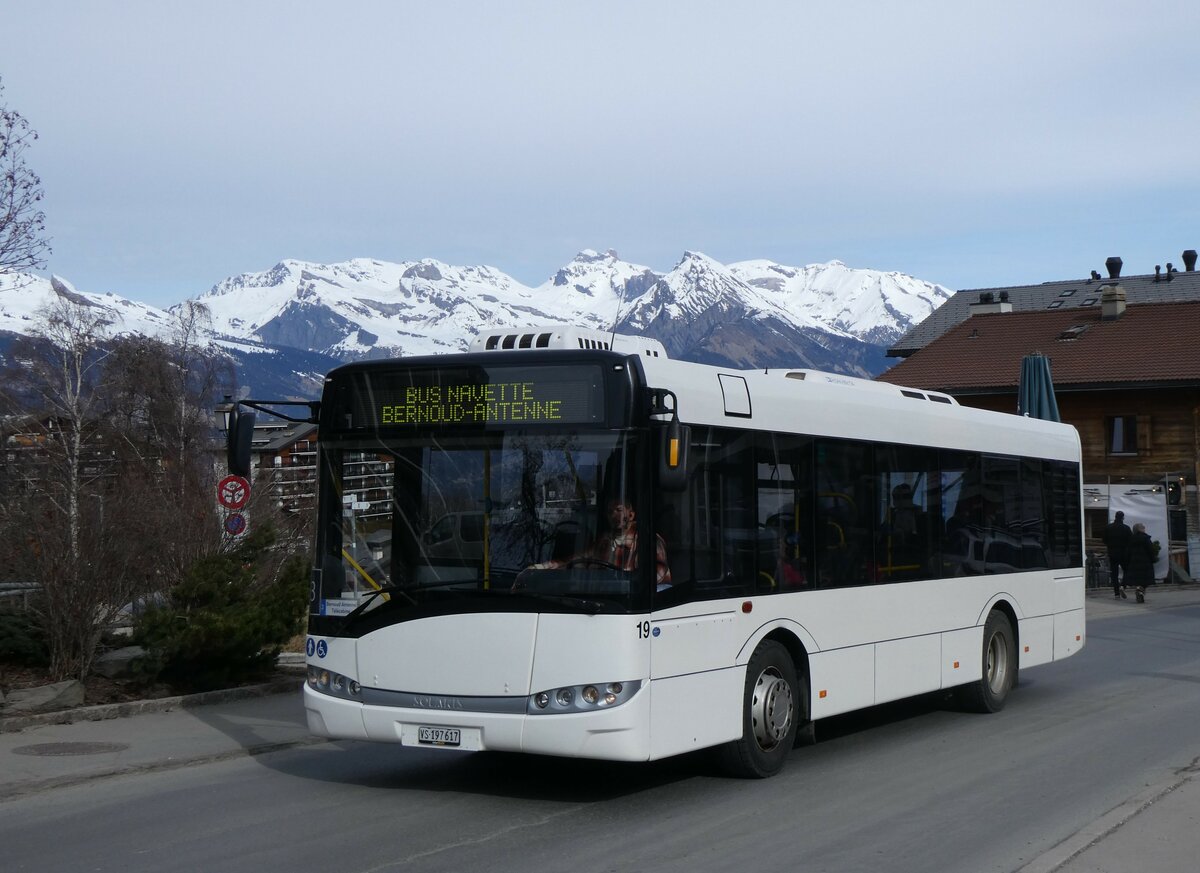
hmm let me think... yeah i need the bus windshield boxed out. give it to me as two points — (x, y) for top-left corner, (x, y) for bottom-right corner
(313, 430), (648, 623)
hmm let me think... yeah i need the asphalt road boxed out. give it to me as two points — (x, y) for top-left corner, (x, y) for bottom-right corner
(3, 598), (1200, 873)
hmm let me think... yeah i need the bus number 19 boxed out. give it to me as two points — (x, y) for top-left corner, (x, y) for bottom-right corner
(637, 620), (651, 639)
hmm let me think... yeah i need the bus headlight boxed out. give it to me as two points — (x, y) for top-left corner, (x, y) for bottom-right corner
(307, 667), (364, 702)
(527, 680), (641, 714)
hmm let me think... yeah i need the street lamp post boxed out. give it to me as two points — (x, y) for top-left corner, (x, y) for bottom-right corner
(214, 395), (235, 435)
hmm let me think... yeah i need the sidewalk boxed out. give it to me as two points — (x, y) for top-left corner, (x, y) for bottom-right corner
(0, 674), (314, 800)
(1084, 580), (1200, 620)
(1024, 768), (1200, 873)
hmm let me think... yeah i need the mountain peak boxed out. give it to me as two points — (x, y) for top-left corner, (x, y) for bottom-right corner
(50, 275), (93, 306)
(572, 249), (618, 263)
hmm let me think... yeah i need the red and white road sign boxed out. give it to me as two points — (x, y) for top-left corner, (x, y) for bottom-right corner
(217, 475), (251, 510)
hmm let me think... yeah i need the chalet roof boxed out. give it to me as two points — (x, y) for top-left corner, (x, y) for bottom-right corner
(252, 421), (317, 453)
(876, 299), (1200, 395)
(888, 267), (1200, 358)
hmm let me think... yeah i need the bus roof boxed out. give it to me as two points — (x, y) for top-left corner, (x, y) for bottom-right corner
(637, 355), (1080, 463)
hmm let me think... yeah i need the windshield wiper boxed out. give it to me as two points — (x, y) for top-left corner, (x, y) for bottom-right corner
(418, 583), (608, 615)
(342, 584), (418, 625)
(510, 591), (607, 615)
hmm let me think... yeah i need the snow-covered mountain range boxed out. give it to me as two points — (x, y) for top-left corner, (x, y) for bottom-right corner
(0, 250), (951, 398)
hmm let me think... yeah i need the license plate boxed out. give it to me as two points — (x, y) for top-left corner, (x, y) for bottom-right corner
(417, 726), (461, 747)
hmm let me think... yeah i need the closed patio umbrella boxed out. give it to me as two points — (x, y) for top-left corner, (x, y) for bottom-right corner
(1018, 352), (1061, 422)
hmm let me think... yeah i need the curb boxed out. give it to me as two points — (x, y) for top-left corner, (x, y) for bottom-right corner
(0, 674), (304, 734)
(0, 735), (330, 802)
(1016, 757), (1200, 873)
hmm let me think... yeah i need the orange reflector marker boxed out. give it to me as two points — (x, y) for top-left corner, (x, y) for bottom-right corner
(953, 661), (960, 669)
(1024, 645), (1030, 653)
(669, 438), (680, 467)
(819, 690), (827, 699)
(1076, 634), (1082, 641)
(741, 601), (753, 613)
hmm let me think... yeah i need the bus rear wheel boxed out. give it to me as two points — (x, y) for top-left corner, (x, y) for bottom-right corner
(719, 640), (798, 778)
(957, 610), (1015, 713)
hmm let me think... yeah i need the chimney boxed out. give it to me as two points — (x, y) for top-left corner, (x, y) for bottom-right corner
(1101, 283), (1127, 320)
(1105, 256), (1123, 279)
(968, 290), (1013, 315)
(1184, 249), (1197, 271)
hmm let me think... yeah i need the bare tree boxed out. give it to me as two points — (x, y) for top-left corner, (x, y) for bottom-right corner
(2, 291), (118, 679)
(0, 286), (242, 680)
(101, 313), (235, 582)
(167, 300), (228, 502)
(31, 292), (111, 589)
(0, 76), (50, 276)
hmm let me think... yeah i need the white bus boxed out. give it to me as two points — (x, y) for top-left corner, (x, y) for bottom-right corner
(292, 325), (1084, 778)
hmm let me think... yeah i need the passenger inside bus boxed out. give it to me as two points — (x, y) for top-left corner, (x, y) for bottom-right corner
(774, 529), (808, 589)
(523, 499), (673, 590)
(879, 482), (926, 581)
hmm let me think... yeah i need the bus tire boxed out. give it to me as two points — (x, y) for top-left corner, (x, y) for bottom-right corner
(957, 610), (1015, 713)
(719, 640), (798, 778)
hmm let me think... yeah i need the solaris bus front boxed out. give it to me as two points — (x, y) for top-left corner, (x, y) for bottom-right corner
(302, 349), (688, 763)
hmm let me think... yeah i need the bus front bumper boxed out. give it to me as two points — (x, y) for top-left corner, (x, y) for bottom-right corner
(303, 683), (652, 762)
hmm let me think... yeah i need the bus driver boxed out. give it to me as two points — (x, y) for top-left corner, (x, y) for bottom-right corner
(525, 499), (672, 590)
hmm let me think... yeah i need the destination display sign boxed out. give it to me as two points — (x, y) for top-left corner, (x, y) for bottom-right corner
(381, 380), (574, 425)
(339, 364), (608, 429)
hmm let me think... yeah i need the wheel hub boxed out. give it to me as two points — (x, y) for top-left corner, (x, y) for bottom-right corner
(751, 667), (793, 751)
(987, 631), (1009, 694)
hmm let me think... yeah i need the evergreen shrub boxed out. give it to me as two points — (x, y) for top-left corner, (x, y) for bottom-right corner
(0, 611), (49, 666)
(134, 525), (309, 692)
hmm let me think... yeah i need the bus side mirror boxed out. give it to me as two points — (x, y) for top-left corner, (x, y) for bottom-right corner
(658, 420), (689, 491)
(227, 406), (256, 477)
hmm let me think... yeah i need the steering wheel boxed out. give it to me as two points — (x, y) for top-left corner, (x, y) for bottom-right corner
(564, 557), (622, 571)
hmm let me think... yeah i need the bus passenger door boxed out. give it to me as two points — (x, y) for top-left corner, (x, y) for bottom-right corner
(647, 439), (754, 759)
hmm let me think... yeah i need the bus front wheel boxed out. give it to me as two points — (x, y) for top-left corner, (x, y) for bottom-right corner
(957, 610), (1015, 713)
(719, 640), (798, 778)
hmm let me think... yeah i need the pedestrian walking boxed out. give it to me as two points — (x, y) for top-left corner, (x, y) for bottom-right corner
(1101, 510), (1132, 598)
(1126, 522), (1155, 604)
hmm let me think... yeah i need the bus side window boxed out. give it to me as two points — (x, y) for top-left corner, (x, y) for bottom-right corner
(815, 440), (874, 588)
(656, 427), (757, 603)
(756, 433), (813, 593)
(690, 467), (727, 588)
(940, 450), (983, 576)
(875, 444), (937, 583)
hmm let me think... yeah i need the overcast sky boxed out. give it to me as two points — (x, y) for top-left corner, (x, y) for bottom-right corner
(3, 1), (1198, 308)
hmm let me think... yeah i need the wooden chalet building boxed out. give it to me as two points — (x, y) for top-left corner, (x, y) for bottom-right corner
(248, 419), (319, 517)
(878, 252), (1200, 579)
(243, 418), (391, 522)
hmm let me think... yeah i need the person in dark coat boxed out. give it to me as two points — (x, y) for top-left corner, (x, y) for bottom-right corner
(1101, 510), (1132, 598)
(1126, 522), (1156, 603)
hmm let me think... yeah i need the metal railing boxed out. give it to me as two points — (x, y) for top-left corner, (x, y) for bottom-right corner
(1085, 552), (1111, 590)
(0, 581), (41, 613)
